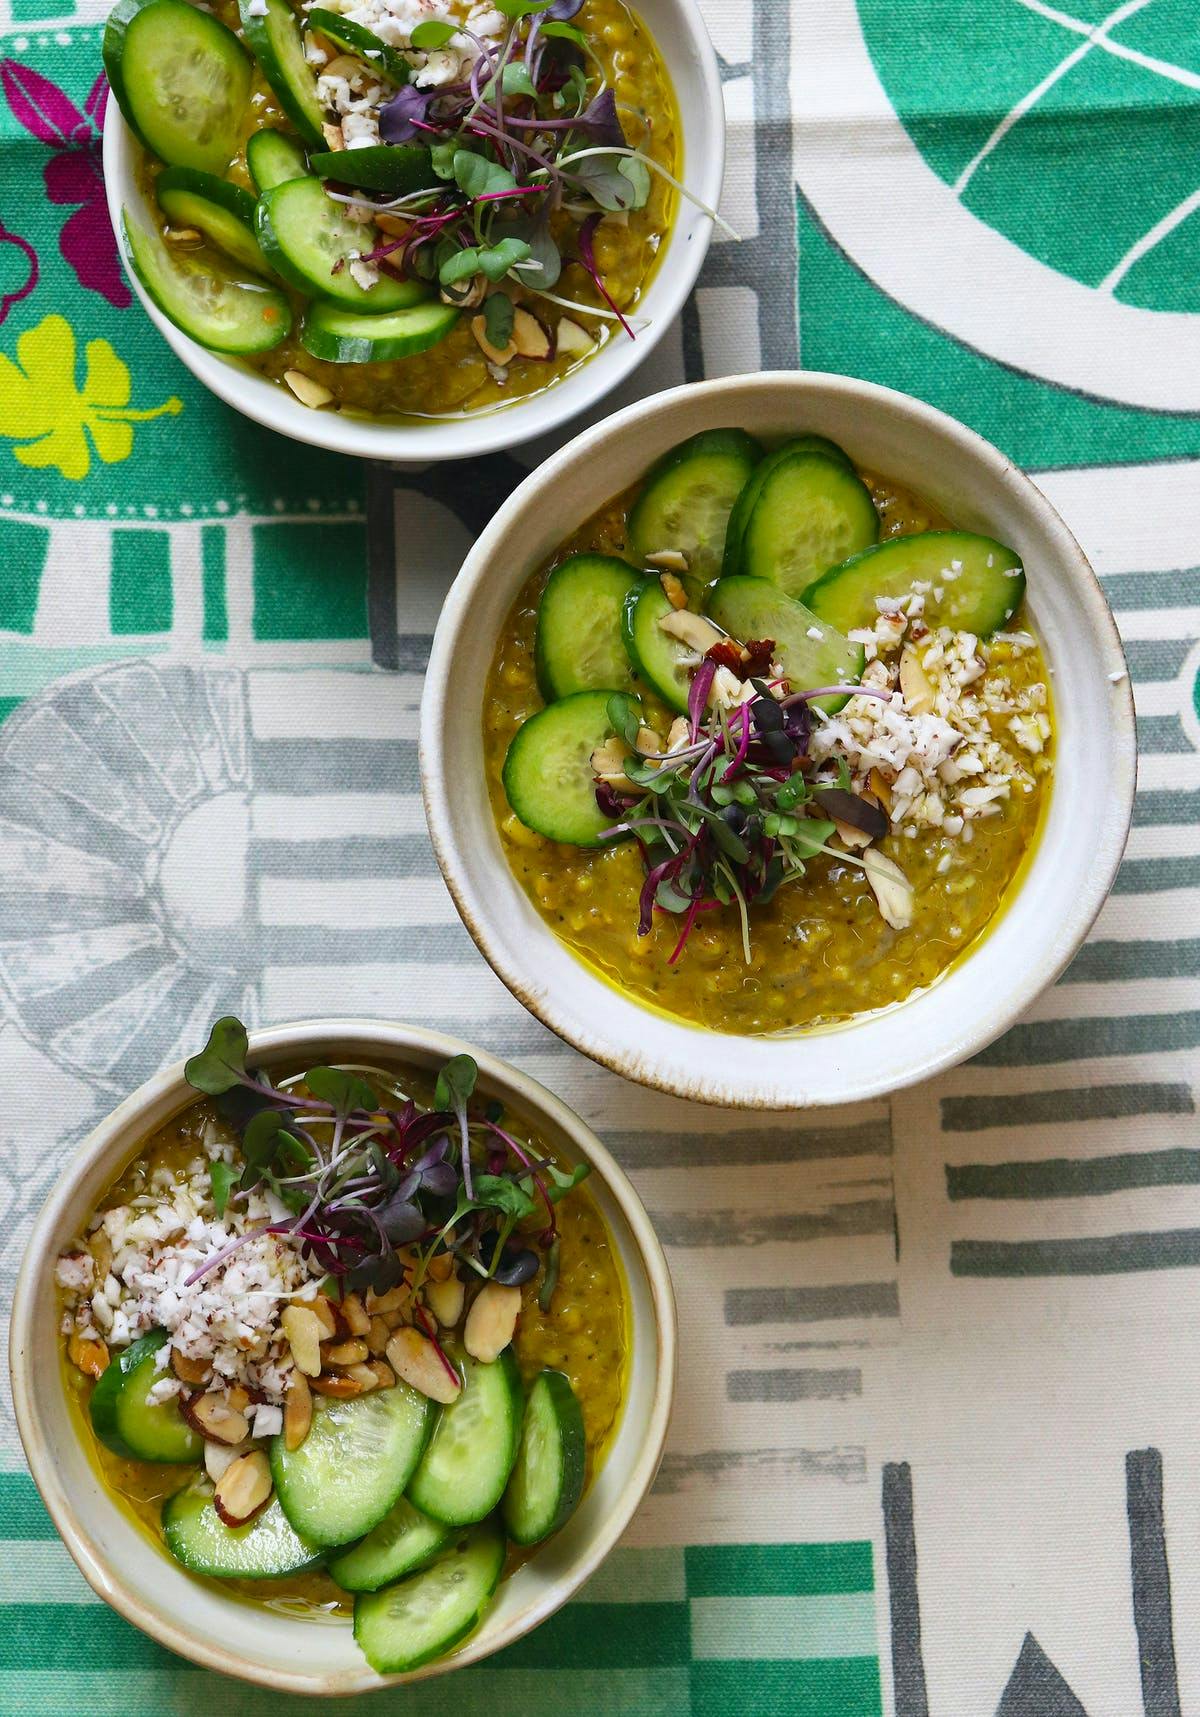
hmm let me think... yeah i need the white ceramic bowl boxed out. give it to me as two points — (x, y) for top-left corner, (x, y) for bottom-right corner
(421, 371), (1138, 1109)
(102, 0), (723, 463)
(10, 1020), (676, 1695)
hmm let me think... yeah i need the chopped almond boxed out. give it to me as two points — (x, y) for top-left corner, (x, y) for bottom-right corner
(424, 1275), (465, 1329)
(511, 307), (552, 359)
(323, 1337), (369, 1367)
(366, 1284), (409, 1316)
(283, 370), (334, 411)
(899, 646), (936, 716)
(310, 1370), (365, 1398)
(344, 1362), (380, 1392)
(366, 1315), (391, 1357)
(554, 316), (593, 356)
(309, 1297), (339, 1339)
(284, 1372), (312, 1452)
(204, 1439), (248, 1484)
(67, 1330), (108, 1379)
(368, 1359), (396, 1389)
(869, 767), (893, 813)
(321, 121), (344, 151)
(426, 1252), (454, 1283)
(463, 1282), (521, 1364)
(282, 1305), (323, 1377)
(470, 313), (517, 366)
(171, 1349), (209, 1386)
(340, 1292), (371, 1336)
(386, 1327), (461, 1404)
(182, 1391), (250, 1446)
(658, 608), (724, 654)
(213, 1450), (272, 1527)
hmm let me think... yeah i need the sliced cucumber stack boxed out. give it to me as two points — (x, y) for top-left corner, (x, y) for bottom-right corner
(155, 168), (269, 277)
(329, 1496), (452, 1593)
(622, 578), (695, 714)
(306, 8), (411, 84)
(706, 577), (865, 716)
(239, 0), (326, 146)
(407, 1351), (523, 1527)
(722, 434), (853, 577)
(502, 1371), (585, 1547)
(802, 530), (1026, 638)
(309, 144), (437, 196)
(104, 0), (251, 174)
(502, 690), (638, 847)
(89, 1329), (202, 1463)
(246, 129), (309, 194)
(271, 1380), (434, 1548)
(123, 212), (291, 354)
(256, 176), (419, 312)
(627, 428), (763, 583)
(354, 1521), (506, 1674)
(536, 555), (641, 700)
(301, 297), (458, 364)
(739, 452), (879, 598)
(163, 1481), (323, 1578)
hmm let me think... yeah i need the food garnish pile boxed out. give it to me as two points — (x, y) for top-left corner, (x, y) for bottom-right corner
(58, 1017), (597, 1674)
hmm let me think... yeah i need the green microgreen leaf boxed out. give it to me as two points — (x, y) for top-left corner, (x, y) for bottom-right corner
(439, 246), (482, 286)
(493, 0), (553, 16)
(790, 817), (837, 859)
(430, 138), (459, 179)
(571, 152), (642, 211)
(607, 692), (640, 748)
(209, 1160), (238, 1218)
(410, 18), (457, 48)
(304, 1066), (379, 1114)
(453, 148), (517, 199)
(185, 1015), (248, 1095)
(544, 1160), (591, 1202)
(496, 61), (537, 100)
(479, 236), (531, 280)
(835, 756), (853, 791)
(242, 1107), (300, 1169)
(472, 1174), (538, 1219)
(484, 291), (514, 349)
(776, 772), (810, 810)
(434, 1053), (478, 1113)
(617, 156), (651, 209)
(542, 19), (587, 45)
(537, 1237), (560, 1311)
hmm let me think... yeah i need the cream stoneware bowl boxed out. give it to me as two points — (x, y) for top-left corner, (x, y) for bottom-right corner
(10, 1020), (676, 1696)
(102, 0), (723, 463)
(421, 371), (1137, 1108)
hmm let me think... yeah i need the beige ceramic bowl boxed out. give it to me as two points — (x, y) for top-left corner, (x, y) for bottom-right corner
(10, 1019), (676, 1695)
(421, 371), (1137, 1108)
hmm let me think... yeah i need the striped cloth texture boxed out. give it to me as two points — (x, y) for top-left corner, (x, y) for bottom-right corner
(0, 0), (1197, 1712)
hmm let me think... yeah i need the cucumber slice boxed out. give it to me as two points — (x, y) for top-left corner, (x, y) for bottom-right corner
(256, 177), (417, 311)
(306, 8), (411, 84)
(406, 1351), (522, 1527)
(163, 1480), (323, 1578)
(802, 530), (1027, 638)
(301, 297), (457, 363)
(622, 578), (694, 715)
(89, 1330), (202, 1463)
(309, 144), (437, 196)
(722, 435), (853, 578)
(535, 554), (641, 700)
(502, 1370), (585, 1547)
(627, 428), (763, 583)
(741, 452), (879, 598)
(247, 129), (309, 193)
(502, 690), (639, 847)
(155, 167), (269, 276)
(239, 0), (326, 146)
(123, 211), (291, 354)
(353, 1521), (506, 1674)
(103, 0), (251, 175)
(328, 1496), (452, 1593)
(271, 1381), (434, 1548)
(706, 576), (865, 716)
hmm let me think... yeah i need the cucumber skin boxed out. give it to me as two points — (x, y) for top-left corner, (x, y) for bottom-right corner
(300, 299), (458, 364)
(255, 179), (419, 312)
(155, 167), (269, 276)
(706, 576), (864, 717)
(88, 1330), (203, 1464)
(239, 0), (326, 146)
(502, 690), (638, 848)
(802, 531), (1027, 638)
(502, 1370), (586, 1547)
(246, 129), (309, 193)
(306, 10), (411, 84)
(722, 435), (853, 578)
(271, 1385), (436, 1549)
(353, 1522), (506, 1675)
(103, 0), (251, 173)
(406, 1351), (523, 1528)
(328, 1497), (452, 1593)
(163, 1486), (325, 1579)
(621, 579), (692, 715)
(309, 145), (437, 196)
(535, 554), (641, 701)
(628, 428), (763, 581)
(123, 212), (293, 354)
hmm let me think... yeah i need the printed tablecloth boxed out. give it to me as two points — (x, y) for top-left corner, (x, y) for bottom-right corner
(0, 1), (1197, 1711)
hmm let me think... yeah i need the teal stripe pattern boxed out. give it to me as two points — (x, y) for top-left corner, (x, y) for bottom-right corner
(0, 1478), (882, 1711)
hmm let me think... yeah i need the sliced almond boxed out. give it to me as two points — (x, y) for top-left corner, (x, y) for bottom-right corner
(635, 725), (663, 757)
(67, 1330), (108, 1379)
(424, 1275), (465, 1329)
(386, 1327), (461, 1404)
(426, 1252), (454, 1283)
(344, 1362), (380, 1392)
(833, 815), (873, 852)
(283, 369), (334, 411)
(284, 1371), (312, 1452)
(310, 1370), (365, 1398)
(899, 646), (936, 716)
(511, 307), (552, 359)
(665, 715), (691, 752)
(171, 1349), (209, 1386)
(366, 1283), (409, 1316)
(321, 52), (361, 79)
(323, 1337), (369, 1367)
(164, 227), (203, 246)
(375, 211), (410, 239)
(554, 316), (592, 356)
(340, 1292), (371, 1336)
(366, 1315), (391, 1357)
(312, 1296), (341, 1338)
(321, 121), (344, 151)
(658, 607), (724, 655)
(463, 1282), (521, 1364)
(204, 1438), (249, 1484)
(282, 1304), (323, 1376)
(869, 767), (893, 813)
(183, 1391), (251, 1446)
(368, 1359), (396, 1389)
(590, 733), (632, 789)
(213, 1449), (273, 1527)
(383, 1304), (411, 1330)
(647, 551), (690, 577)
(90, 1229), (113, 1281)
(860, 845), (915, 930)
(442, 275), (486, 309)
(470, 313), (516, 366)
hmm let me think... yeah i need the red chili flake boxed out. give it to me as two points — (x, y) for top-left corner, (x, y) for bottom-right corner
(704, 640), (744, 674)
(743, 638), (777, 676)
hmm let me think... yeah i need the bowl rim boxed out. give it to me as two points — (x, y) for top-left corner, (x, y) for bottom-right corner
(100, 0), (724, 466)
(9, 1017), (678, 1695)
(419, 369), (1138, 1107)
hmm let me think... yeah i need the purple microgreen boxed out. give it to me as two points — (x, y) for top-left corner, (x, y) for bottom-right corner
(688, 657), (717, 736)
(379, 83), (438, 143)
(576, 211), (633, 336)
(812, 786), (889, 839)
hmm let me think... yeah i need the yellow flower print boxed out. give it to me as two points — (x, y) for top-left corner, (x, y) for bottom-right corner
(0, 312), (181, 481)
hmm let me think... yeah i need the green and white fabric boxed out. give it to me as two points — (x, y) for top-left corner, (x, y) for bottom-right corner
(0, 0), (1196, 1711)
